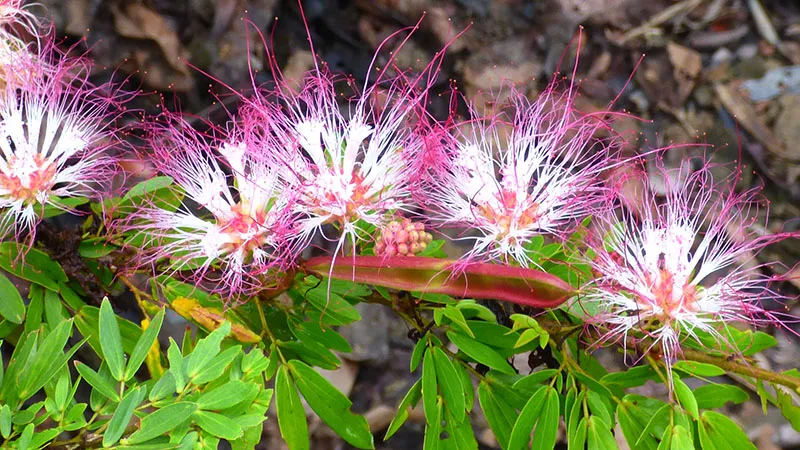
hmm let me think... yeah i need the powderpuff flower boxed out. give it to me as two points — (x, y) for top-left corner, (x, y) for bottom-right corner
(0, 54), (123, 240)
(421, 88), (616, 267)
(246, 69), (424, 254)
(127, 119), (301, 295)
(579, 158), (797, 376)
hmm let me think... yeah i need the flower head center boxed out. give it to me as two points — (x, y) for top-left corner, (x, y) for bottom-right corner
(478, 189), (540, 240)
(0, 153), (56, 203)
(217, 205), (269, 254)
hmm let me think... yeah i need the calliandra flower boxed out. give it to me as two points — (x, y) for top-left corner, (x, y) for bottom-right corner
(579, 158), (798, 378)
(421, 88), (616, 267)
(0, 55), (122, 241)
(0, 0), (43, 85)
(246, 69), (424, 255)
(127, 119), (300, 295)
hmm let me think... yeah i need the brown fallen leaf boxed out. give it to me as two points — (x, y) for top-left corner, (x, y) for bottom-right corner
(667, 41), (702, 104)
(715, 82), (798, 161)
(111, 3), (189, 74)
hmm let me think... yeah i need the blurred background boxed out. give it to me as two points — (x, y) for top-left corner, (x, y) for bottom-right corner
(30, 0), (800, 448)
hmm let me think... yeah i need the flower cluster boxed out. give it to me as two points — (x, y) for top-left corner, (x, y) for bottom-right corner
(419, 89), (617, 267)
(125, 119), (302, 295)
(578, 159), (797, 376)
(0, 9), (124, 242)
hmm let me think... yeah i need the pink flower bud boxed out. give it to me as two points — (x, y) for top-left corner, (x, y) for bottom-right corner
(397, 243), (409, 255)
(409, 230), (419, 242)
(396, 229), (409, 243)
(410, 242), (421, 253)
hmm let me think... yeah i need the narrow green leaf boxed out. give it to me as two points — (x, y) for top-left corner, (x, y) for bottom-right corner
(74, 361), (120, 402)
(478, 381), (516, 449)
(125, 308), (165, 381)
(288, 360), (374, 449)
(446, 331), (514, 374)
(276, 366), (309, 450)
(149, 372), (176, 402)
(587, 415), (617, 450)
(193, 410), (244, 440)
(670, 425), (694, 450)
(568, 417), (588, 450)
(698, 411), (756, 450)
(100, 298), (125, 382)
(531, 387), (560, 450)
(197, 381), (258, 411)
(0, 272), (24, 323)
(0, 404), (10, 438)
(693, 384), (749, 410)
(673, 361), (725, 378)
(423, 396), (443, 450)
(104, 386), (146, 447)
(385, 379), (422, 440)
(185, 322), (231, 379)
(422, 347), (438, 426)
(508, 386), (547, 450)
(514, 369), (559, 393)
(17, 422), (34, 450)
(636, 404), (671, 447)
(673, 376), (698, 420)
(192, 345), (241, 385)
(431, 347), (466, 423)
(447, 408), (478, 450)
(167, 339), (185, 393)
(0, 243), (63, 290)
(410, 337), (426, 373)
(17, 320), (77, 402)
(126, 402), (198, 444)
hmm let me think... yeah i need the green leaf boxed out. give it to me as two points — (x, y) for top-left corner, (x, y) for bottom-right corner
(193, 410), (244, 440)
(276, 365), (309, 450)
(288, 360), (374, 449)
(191, 345), (241, 385)
(636, 404), (671, 447)
(602, 365), (658, 389)
(126, 402), (198, 444)
(197, 381), (258, 411)
(440, 305), (473, 338)
(410, 337), (426, 373)
(125, 308), (165, 381)
(670, 425), (694, 450)
(0, 243), (64, 290)
(673, 376), (698, 420)
(446, 331), (514, 374)
(0, 272), (24, 323)
(693, 384), (749, 410)
(618, 395), (665, 450)
(431, 347), (466, 423)
(422, 347), (438, 426)
(75, 361), (120, 402)
(185, 322), (231, 380)
(507, 386), (547, 450)
(104, 386), (146, 447)
(478, 380), (516, 449)
(78, 238), (117, 258)
(99, 298), (125, 382)
(0, 404), (10, 438)
(673, 361), (725, 378)
(167, 339), (186, 393)
(149, 372), (176, 402)
(587, 415), (617, 450)
(514, 369), (559, 393)
(532, 387), (560, 450)
(75, 305), (142, 357)
(386, 379), (422, 440)
(423, 396), (443, 450)
(17, 320), (80, 404)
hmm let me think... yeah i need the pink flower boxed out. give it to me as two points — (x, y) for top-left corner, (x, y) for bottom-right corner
(420, 88), (617, 267)
(245, 70), (424, 255)
(127, 118), (300, 294)
(0, 51), (123, 240)
(579, 157), (798, 374)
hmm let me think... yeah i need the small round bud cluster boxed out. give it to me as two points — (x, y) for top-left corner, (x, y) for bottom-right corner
(374, 218), (434, 256)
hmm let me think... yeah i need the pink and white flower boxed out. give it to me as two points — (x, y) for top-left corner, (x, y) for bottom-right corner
(128, 119), (300, 294)
(421, 88), (616, 267)
(0, 55), (122, 240)
(245, 69), (424, 254)
(580, 158), (797, 372)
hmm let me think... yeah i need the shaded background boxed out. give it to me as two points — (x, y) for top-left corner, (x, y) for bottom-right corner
(30, 0), (800, 448)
